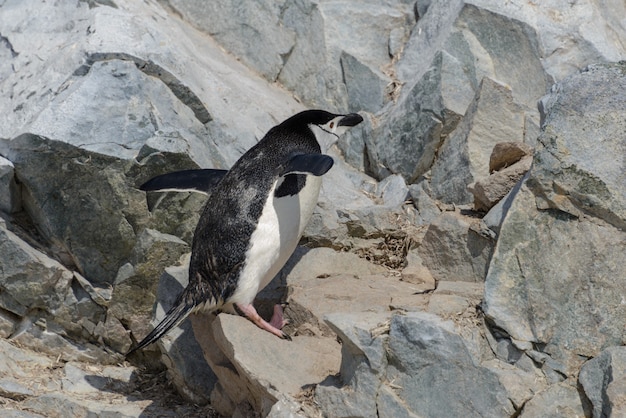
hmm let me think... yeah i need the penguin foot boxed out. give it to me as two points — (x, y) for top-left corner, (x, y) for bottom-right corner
(235, 302), (292, 341)
(269, 304), (290, 330)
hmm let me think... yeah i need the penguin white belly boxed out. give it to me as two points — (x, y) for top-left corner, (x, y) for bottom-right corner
(229, 176), (322, 305)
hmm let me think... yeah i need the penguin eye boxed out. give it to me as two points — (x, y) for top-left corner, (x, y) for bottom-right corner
(329, 122), (335, 129)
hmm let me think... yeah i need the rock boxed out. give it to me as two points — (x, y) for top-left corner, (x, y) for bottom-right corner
(315, 311), (392, 418)
(316, 312), (514, 417)
(0, 155), (20, 214)
(162, 0), (296, 82)
(0, 379), (34, 401)
(489, 141), (534, 173)
(370, 0), (550, 183)
(468, 141), (534, 211)
(468, 155), (533, 211)
(481, 172), (527, 236)
(340, 51), (391, 113)
(284, 247), (387, 282)
(408, 180), (442, 225)
(106, 229), (190, 354)
(467, 0), (626, 83)
(484, 63), (626, 377)
(371, 49), (470, 182)
(482, 359), (547, 410)
(427, 281), (483, 319)
(519, 382), (589, 418)
(430, 77), (526, 204)
(336, 112), (373, 173)
(190, 312), (340, 417)
(0, 134), (150, 285)
(0, 217), (113, 363)
(579, 346), (626, 418)
(532, 62), (626, 229)
(0, 337), (217, 417)
(280, 1), (414, 110)
(1, 0), (626, 417)
(171, 0), (415, 111)
(418, 211), (495, 282)
(400, 250), (436, 292)
(289, 272), (429, 337)
(376, 174), (409, 208)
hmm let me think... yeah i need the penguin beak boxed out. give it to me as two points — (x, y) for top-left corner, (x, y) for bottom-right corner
(338, 113), (364, 127)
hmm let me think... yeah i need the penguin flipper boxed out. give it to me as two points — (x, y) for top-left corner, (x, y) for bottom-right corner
(139, 169), (228, 194)
(282, 154), (334, 177)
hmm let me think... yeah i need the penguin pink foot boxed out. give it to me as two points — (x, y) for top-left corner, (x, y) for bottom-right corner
(269, 304), (289, 330)
(235, 302), (292, 340)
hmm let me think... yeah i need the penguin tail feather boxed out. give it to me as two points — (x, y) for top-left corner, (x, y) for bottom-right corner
(126, 299), (194, 357)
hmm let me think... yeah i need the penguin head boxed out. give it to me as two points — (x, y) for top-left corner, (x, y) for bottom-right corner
(279, 110), (364, 152)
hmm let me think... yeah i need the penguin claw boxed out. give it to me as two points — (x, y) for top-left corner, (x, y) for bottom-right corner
(281, 332), (292, 341)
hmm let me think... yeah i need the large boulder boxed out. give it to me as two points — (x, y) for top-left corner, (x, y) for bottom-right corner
(484, 62), (626, 377)
(315, 312), (515, 417)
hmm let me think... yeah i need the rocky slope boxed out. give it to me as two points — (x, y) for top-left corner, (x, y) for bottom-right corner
(0, 0), (625, 417)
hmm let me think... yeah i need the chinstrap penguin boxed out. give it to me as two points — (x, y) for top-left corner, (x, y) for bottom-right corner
(127, 109), (363, 354)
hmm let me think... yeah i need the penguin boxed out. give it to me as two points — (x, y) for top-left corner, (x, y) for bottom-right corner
(127, 109), (363, 354)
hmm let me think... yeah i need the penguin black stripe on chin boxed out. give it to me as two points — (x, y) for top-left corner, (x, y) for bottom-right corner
(127, 110), (363, 355)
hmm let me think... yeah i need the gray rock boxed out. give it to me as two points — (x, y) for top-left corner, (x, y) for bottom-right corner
(408, 180), (442, 225)
(400, 250), (436, 292)
(0, 218), (112, 363)
(370, 0), (550, 183)
(376, 174), (409, 208)
(23, 393), (147, 418)
(162, 0), (296, 82)
(0, 134), (149, 285)
(105, 229), (189, 353)
(190, 312), (341, 417)
(336, 111), (373, 173)
(0, 379), (34, 401)
(386, 313), (513, 417)
(0, 218), (74, 317)
(579, 346), (626, 418)
(419, 211), (495, 282)
(278, 1), (414, 110)
(532, 62), (626, 230)
(340, 51), (391, 113)
(0, 155), (20, 214)
(482, 172), (527, 236)
(519, 382), (589, 418)
(289, 271), (428, 336)
(482, 359), (547, 410)
(317, 312), (514, 417)
(372, 49), (470, 182)
(315, 311), (393, 418)
(430, 77), (526, 204)
(484, 63), (626, 377)
(467, 0), (626, 82)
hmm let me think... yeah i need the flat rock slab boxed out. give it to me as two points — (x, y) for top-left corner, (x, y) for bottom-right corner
(213, 314), (341, 397)
(288, 273), (429, 336)
(191, 313), (341, 416)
